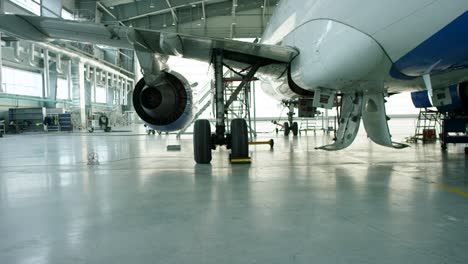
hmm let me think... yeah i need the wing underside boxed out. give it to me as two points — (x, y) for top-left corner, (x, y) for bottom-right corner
(0, 14), (298, 66)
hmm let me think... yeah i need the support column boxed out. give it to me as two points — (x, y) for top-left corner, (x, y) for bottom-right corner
(78, 62), (86, 128)
(105, 72), (110, 105)
(43, 49), (50, 100)
(92, 67), (97, 103)
(67, 61), (72, 100)
(45, 51), (59, 108)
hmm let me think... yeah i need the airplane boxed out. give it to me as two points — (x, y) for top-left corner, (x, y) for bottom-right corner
(0, 0), (467, 164)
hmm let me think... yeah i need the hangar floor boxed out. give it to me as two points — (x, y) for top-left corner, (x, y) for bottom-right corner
(1, 119), (467, 263)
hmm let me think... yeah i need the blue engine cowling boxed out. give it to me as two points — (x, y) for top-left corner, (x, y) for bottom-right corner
(133, 71), (193, 132)
(411, 82), (468, 112)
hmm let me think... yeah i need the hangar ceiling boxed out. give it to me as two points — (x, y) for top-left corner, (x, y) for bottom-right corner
(76, 0), (280, 38)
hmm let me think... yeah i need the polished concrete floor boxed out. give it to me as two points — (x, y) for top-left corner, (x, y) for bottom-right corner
(1, 120), (467, 264)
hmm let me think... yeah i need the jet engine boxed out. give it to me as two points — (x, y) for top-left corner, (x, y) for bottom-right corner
(133, 71), (193, 132)
(411, 82), (468, 112)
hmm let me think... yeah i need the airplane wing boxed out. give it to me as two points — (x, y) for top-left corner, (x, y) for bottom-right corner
(0, 14), (298, 66)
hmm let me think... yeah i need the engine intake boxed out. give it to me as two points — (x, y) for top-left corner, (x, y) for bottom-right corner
(133, 71), (193, 131)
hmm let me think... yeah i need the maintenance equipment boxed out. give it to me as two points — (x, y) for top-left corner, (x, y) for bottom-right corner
(249, 139), (274, 150)
(0, 120), (5, 137)
(88, 113), (111, 133)
(8, 107), (46, 132)
(441, 114), (468, 153)
(409, 109), (442, 143)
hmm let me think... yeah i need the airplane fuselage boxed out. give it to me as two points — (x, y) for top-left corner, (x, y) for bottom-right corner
(260, 0), (468, 99)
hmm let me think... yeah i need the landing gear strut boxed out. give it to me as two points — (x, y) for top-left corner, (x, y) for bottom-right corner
(193, 49), (261, 164)
(283, 100), (299, 137)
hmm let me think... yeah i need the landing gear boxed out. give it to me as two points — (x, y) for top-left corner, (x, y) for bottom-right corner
(193, 49), (260, 164)
(194, 119), (212, 164)
(292, 122), (299, 136)
(283, 100), (299, 137)
(284, 122), (290, 136)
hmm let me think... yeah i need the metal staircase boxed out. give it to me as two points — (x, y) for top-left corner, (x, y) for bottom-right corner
(408, 108), (442, 142)
(176, 70), (258, 139)
(176, 80), (214, 138)
(224, 77), (257, 139)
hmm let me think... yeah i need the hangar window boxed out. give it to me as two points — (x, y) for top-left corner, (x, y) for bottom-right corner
(9, 0), (41, 16)
(96, 85), (106, 104)
(1, 66), (42, 97)
(57, 78), (69, 100)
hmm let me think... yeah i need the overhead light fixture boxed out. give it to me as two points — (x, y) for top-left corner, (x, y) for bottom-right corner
(150, 0), (155, 8)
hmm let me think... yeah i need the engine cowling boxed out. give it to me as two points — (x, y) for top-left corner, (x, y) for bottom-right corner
(133, 71), (193, 131)
(411, 82), (468, 112)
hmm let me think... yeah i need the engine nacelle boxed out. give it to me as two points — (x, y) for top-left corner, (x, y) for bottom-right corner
(133, 71), (193, 132)
(411, 82), (468, 112)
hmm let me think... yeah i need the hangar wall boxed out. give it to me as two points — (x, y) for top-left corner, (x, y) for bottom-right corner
(0, 0), (135, 130)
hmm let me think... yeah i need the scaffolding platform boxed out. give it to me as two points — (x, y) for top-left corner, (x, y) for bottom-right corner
(408, 109), (442, 143)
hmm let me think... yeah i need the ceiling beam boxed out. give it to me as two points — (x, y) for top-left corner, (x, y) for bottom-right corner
(165, 0), (179, 24)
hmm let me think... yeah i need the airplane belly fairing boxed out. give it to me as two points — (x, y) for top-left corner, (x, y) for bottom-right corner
(282, 19), (391, 94)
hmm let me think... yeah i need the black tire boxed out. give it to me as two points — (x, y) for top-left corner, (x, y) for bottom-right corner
(292, 122), (299, 136)
(194, 119), (212, 164)
(465, 147), (468, 155)
(231, 118), (249, 159)
(284, 122), (290, 136)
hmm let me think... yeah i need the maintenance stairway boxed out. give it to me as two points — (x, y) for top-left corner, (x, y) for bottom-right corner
(177, 71), (258, 139)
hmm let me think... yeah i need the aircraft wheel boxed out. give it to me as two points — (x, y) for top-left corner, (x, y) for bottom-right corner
(231, 118), (249, 159)
(284, 122), (290, 136)
(194, 119), (212, 164)
(292, 122), (299, 136)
